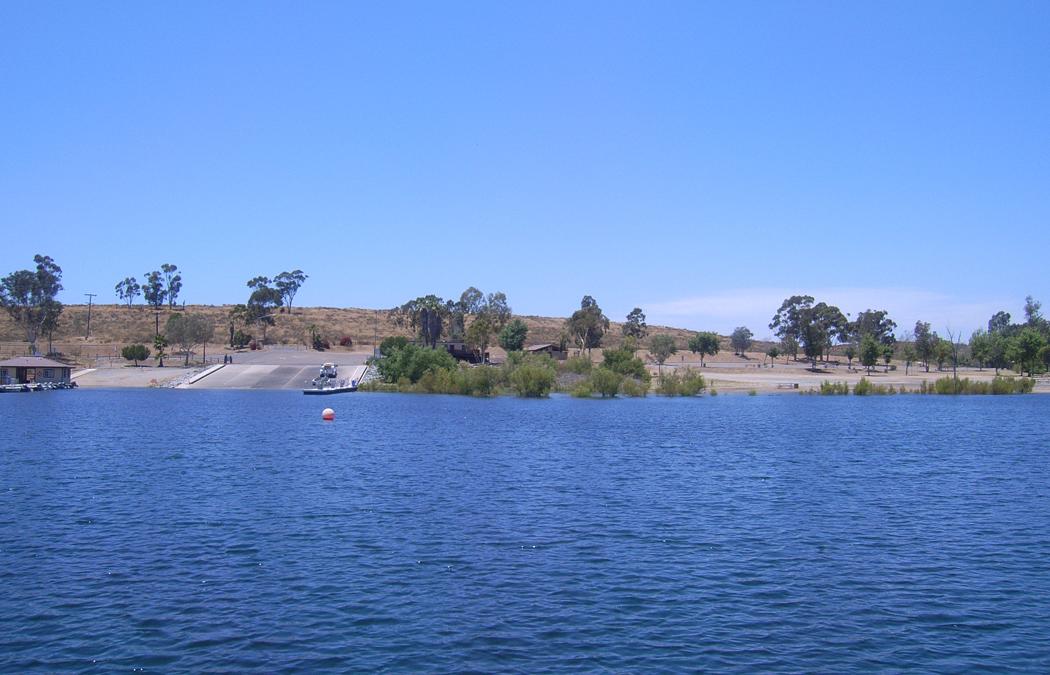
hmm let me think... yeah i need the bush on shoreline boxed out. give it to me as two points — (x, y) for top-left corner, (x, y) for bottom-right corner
(656, 369), (706, 396)
(808, 376), (1034, 396)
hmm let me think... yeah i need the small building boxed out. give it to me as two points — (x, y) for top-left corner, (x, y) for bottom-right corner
(0, 357), (73, 385)
(441, 341), (488, 364)
(525, 343), (567, 360)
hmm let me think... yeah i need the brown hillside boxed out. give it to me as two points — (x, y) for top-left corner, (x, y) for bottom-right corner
(0, 304), (760, 361)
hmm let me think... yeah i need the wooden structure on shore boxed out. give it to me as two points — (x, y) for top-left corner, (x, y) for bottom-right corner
(524, 343), (568, 360)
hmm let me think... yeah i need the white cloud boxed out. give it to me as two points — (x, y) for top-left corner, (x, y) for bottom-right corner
(645, 287), (1013, 340)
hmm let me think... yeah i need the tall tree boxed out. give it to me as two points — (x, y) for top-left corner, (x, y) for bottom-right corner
(0, 254), (64, 352)
(274, 270), (308, 313)
(730, 326), (753, 356)
(623, 308), (648, 340)
(245, 279), (282, 343)
(988, 311), (1012, 335)
(913, 321), (936, 372)
(851, 309), (897, 346)
(566, 295), (609, 356)
(143, 270), (166, 335)
(115, 277), (141, 307)
(392, 295), (448, 348)
(813, 303), (849, 361)
(688, 331), (720, 366)
(770, 295), (815, 349)
(1024, 295), (1042, 326)
(464, 291), (512, 362)
(161, 263), (182, 309)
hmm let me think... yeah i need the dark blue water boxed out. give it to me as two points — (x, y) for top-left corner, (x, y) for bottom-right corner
(2, 391), (1050, 672)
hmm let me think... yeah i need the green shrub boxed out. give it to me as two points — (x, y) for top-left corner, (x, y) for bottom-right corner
(571, 380), (594, 398)
(589, 367), (624, 397)
(820, 380), (849, 395)
(853, 378), (872, 395)
(563, 355), (593, 374)
(232, 329), (252, 348)
(509, 360), (557, 398)
(931, 376), (1034, 395)
(656, 372), (681, 396)
(656, 369), (705, 396)
(376, 343), (458, 384)
(602, 345), (648, 379)
(678, 370), (705, 396)
(619, 377), (649, 397)
(379, 336), (409, 355)
(461, 365), (501, 397)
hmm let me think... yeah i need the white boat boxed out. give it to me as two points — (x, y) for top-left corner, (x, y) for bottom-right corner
(303, 363), (358, 395)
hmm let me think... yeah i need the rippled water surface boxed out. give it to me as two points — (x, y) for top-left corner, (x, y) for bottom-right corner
(2, 390), (1050, 671)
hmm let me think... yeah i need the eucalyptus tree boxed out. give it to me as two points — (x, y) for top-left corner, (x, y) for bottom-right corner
(115, 277), (141, 307)
(769, 295), (814, 350)
(143, 271), (166, 334)
(0, 254), (64, 352)
(274, 270), (308, 313)
(566, 295), (610, 356)
(623, 308), (648, 341)
(851, 309), (897, 346)
(465, 291), (512, 362)
(392, 295), (448, 348)
(245, 277), (282, 342)
(160, 264), (182, 308)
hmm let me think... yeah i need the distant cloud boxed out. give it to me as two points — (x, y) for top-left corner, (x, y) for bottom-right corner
(645, 287), (1014, 340)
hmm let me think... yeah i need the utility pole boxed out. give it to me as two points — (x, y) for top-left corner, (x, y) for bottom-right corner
(84, 293), (97, 340)
(374, 310), (379, 357)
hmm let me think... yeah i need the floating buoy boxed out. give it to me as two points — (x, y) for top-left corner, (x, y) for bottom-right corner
(322, 408), (335, 421)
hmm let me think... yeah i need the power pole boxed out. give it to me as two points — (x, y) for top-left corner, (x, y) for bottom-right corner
(84, 293), (97, 340)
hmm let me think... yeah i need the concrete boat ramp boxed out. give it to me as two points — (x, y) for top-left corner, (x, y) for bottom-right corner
(72, 348), (371, 390)
(185, 363), (369, 390)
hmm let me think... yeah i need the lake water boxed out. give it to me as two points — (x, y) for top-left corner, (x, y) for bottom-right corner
(2, 390), (1049, 672)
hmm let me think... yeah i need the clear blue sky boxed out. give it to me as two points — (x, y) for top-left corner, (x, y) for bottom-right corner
(2, 1), (1048, 337)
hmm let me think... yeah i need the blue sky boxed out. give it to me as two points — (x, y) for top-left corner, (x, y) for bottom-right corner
(2, 1), (1047, 338)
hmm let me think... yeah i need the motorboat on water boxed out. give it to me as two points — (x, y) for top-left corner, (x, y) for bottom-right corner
(302, 362), (358, 395)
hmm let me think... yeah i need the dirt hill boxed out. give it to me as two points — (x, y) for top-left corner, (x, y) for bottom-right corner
(0, 304), (757, 363)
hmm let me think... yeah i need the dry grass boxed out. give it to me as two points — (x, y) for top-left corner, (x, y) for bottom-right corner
(0, 303), (771, 362)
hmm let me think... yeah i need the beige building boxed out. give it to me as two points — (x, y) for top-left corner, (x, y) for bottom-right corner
(0, 357), (73, 385)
